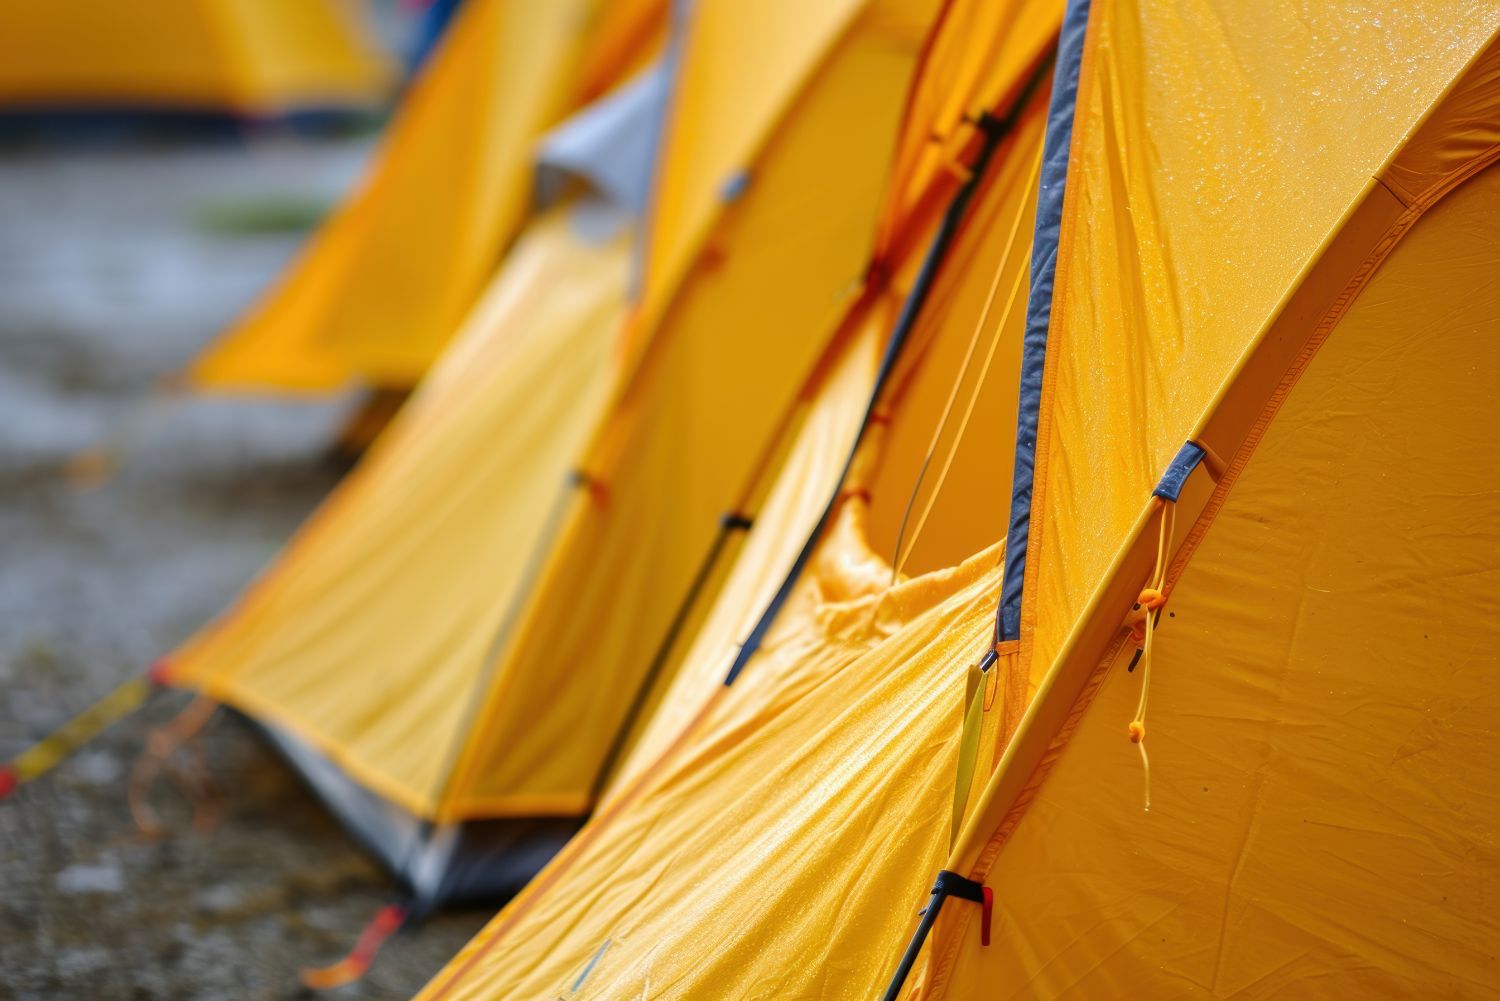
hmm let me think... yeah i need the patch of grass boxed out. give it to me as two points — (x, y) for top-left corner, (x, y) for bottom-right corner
(191, 194), (332, 235)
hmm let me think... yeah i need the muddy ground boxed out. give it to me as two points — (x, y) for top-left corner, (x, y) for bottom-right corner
(0, 132), (489, 999)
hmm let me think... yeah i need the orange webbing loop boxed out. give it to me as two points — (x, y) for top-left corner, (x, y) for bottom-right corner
(127, 695), (221, 838)
(299, 903), (410, 990)
(1127, 501), (1175, 811)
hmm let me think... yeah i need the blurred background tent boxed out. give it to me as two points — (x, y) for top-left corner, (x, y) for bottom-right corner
(188, 0), (665, 395)
(152, 0), (953, 944)
(0, 0), (393, 118)
(166, 60), (668, 917)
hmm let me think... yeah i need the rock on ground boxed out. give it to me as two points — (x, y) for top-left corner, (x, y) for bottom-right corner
(0, 131), (488, 999)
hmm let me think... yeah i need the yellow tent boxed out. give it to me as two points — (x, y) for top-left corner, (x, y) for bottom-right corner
(407, 0), (1061, 995)
(190, 0), (665, 392)
(895, 4), (1500, 998)
(158, 0), (947, 907)
(0, 0), (391, 116)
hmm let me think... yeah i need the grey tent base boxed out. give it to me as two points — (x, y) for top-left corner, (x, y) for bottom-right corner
(239, 711), (581, 910)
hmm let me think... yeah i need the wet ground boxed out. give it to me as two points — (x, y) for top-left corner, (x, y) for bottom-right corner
(0, 132), (488, 999)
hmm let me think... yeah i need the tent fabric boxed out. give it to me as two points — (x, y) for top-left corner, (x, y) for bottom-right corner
(0, 0), (390, 115)
(1004, 0), (1500, 691)
(923, 162), (1500, 1000)
(166, 203), (634, 820)
(898, 6), (1500, 998)
(598, 308), (886, 792)
(189, 0), (664, 392)
(409, 11), (1057, 990)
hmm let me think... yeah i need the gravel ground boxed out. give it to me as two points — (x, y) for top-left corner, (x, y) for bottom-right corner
(0, 133), (489, 999)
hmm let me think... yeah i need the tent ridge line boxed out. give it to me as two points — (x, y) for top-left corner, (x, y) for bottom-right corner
(1166, 147), (1500, 596)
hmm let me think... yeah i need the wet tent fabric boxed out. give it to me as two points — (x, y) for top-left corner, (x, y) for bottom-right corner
(436, 0), (947, 820)
(410, 9), (1059, 993)
(189, 0), (664, 391)
(895, 5), (1500, 998)
(998, 0), (1500, 686)
(0, 0), (390, 116)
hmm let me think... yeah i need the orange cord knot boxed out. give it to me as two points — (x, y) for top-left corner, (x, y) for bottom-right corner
(1124, 589), (1166, 648)
(1127, 720), (1146, 744)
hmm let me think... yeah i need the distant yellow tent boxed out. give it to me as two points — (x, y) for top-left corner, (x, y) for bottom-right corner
(407, 0), (1061, 995)
(164, 63), (665, 905)
(160, 0), (947, 908)
(0, 0), (391, 116)
(190, 0), (665, 392)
